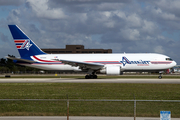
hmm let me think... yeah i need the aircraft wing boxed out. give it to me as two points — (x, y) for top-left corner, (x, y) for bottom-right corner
(6, 56), (36, 63)
(55, 59), (104, 70)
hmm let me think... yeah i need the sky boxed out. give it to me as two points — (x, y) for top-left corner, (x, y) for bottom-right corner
(1, 0), (180, 64)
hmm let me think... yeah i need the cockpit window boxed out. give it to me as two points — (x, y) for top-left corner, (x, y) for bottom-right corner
(166, 58), (173, 61)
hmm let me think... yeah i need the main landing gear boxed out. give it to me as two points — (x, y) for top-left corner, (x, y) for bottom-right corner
(85, 71), (97, 79)
(85, 74), (97, 79)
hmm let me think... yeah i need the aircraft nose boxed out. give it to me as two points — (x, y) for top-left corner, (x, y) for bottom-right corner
(173, 61), (177, 66)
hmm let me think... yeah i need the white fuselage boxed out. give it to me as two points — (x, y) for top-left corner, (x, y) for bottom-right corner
(18, 53), (176, 73)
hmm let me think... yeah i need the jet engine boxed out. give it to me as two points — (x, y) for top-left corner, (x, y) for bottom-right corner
(100, 66), (121, 75)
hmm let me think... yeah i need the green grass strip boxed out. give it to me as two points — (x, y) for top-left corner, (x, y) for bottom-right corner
(0, 83), (180, 117)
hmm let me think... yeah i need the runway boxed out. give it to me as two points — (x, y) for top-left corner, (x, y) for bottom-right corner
(0, 78), (180, 83)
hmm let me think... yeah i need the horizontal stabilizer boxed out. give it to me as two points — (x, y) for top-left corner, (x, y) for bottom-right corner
(6, 56), (35, 63)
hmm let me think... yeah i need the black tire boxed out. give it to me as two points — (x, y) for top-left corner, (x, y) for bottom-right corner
(5, 75), (11, 78)
(158, 76), (162, 79)
(85, 75), (97, 79)
(93, 75), (97, 79)
(90, 75), (94, 79)
(85, 75), (89, 79)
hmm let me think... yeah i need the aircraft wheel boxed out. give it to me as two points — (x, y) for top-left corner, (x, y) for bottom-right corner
(85, 75), (89, 79)
(158, 76), (162, 79)
(85, 74), (98, 79)
(89, 75), (94, 79)
(93, 75), (97, 79)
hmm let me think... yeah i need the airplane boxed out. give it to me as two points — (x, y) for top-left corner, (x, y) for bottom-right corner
(7, 25), (177, 79)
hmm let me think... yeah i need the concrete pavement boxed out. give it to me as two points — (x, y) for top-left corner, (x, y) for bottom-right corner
(0, 78), (180, 83)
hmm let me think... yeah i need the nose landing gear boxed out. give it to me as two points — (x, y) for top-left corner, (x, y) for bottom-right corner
(158, 73), (162, 79)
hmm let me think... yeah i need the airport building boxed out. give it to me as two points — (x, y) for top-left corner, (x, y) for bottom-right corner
(41, 45), (112, 54)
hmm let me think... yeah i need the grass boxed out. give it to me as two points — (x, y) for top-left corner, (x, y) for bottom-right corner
(0, 83), (180, 117)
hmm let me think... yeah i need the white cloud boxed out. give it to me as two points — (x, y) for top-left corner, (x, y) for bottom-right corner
(151, 7), (179, 21)
(7, 9), (21, 24)
(114, 11), (126, 19)
(27, 0), (67, 19)
(102, 11), (111, 18)
(121, 29), (140, 41)
(142, 20), (157, 35)
(161, 12), (179, 21)
(154, 45), (165, 54)
(126, 13), (141, 27)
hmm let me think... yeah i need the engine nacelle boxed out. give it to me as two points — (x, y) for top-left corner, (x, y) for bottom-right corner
(100, 66), (121, 75)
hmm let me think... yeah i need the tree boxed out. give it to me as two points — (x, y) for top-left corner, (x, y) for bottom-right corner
(0, 55), (40, 74)
(0, 58), (6, 67)
(6, 55), (16, 71)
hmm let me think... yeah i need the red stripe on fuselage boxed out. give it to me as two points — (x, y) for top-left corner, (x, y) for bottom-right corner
(33, 56), (61, 63)
(151, 61), (172, 64)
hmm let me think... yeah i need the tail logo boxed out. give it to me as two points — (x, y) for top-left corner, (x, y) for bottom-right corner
(120, 57), (150, 66)
(14, 39), (32, 50)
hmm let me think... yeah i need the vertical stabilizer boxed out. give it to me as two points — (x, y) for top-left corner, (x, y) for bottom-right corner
(8, 25), (46, 59)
